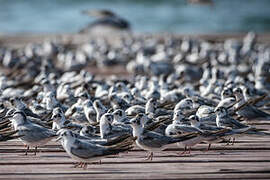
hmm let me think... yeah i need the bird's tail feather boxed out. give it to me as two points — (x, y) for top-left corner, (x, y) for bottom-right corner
(0, 130), (24, 141)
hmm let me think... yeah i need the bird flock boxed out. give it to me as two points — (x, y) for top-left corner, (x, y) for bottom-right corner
(0, 32), (270, 169)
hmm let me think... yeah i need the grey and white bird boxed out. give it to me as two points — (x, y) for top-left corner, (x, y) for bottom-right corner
(93, 99), (108, 122)
(83, 99), (96, 124)
(44, 91), (63, 111)
(100, 113), (130, 139)
(51, 107), (82, 131)
(217, 88), (236, 109)
(112, 109), (130, 125)
(195, 105), (216, 125)
(125, 104), (145, 116)
(57, 129), (134, 169)
(11, 97), (41, 119)
(215, 106), (270, 141)
(9, 111), (57, 155)
(189, 114), (228, 150)
(79, 125), (100, 139)
(233, 87), (270, 121)
(166, 112), (208, 154)
(145, 98), (170, 118)
(127, 114), (198, 160)
(65, 91), (89, 117)
(215, 106), (249, 129)
(29, 100), (49, 118)
(174, 98), (195, 115)
(109, 93), (130, 110)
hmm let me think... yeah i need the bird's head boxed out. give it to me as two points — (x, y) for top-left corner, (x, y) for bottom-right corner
(189, 115), (200, 127)
(101, 113), (113, 123)
(221, 88), (233, 99)
(214, 106), (227, 117)
(56, 129), (74, 141)
(126, 113), (143, 127)
(112, 109), (124, 120)
(233, 87), (243, 99)
(173, 110), (185, 123)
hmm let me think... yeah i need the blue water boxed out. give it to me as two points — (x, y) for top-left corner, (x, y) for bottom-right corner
(0, 0), (270, 34)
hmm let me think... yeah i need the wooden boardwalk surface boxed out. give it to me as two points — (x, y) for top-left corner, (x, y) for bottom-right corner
(0, 32), (270, 179)
(1, 133), (270, 179)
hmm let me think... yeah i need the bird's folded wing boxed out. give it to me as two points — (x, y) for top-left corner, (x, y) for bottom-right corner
(229, 117), (248, 128)
(70, 139), (105, 159)
(174, 125), (202, 133)
(142, 131), (177, 147)
(19, 125), (56, 141)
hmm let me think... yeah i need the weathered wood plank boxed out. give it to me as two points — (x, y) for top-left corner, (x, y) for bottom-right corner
(1, 135), (270, 179)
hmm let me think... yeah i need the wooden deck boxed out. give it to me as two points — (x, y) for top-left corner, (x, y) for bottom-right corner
(1, 132), (270, 179)
(0, 32), (270, 179)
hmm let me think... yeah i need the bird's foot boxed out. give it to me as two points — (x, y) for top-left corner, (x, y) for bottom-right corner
(83, 163), (88, 170)
(231, 138), (236, 145)
(202, 144), (211, 152)
(178, 151), (187, 156)
(74, 162), (83, 168)
(24, 146), (30, 156)
(145, 152), (153, 161)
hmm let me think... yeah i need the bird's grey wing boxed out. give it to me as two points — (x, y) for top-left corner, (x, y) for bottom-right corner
(240, 106), (268, 119)
(18, 125), (56, 142)
(75, 132), (108, 145)
(193, 96), (217, 106)
(141, 131), (176, 147)
(24, 108), (41, 119)
(228, 116), (248, 129)
(113, 125), (130, 133)
(139, 134), (164, 148)
(219, 118), (234, 129)
(249, 106), (270, 118)
(174, 125), (202, 133)
(70, 139), (104, 159)
(121, 117), (130, 123)
(199, 124), (222, 131)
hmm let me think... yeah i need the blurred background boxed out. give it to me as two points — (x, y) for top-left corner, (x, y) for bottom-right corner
(0, 0), (270, 34)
